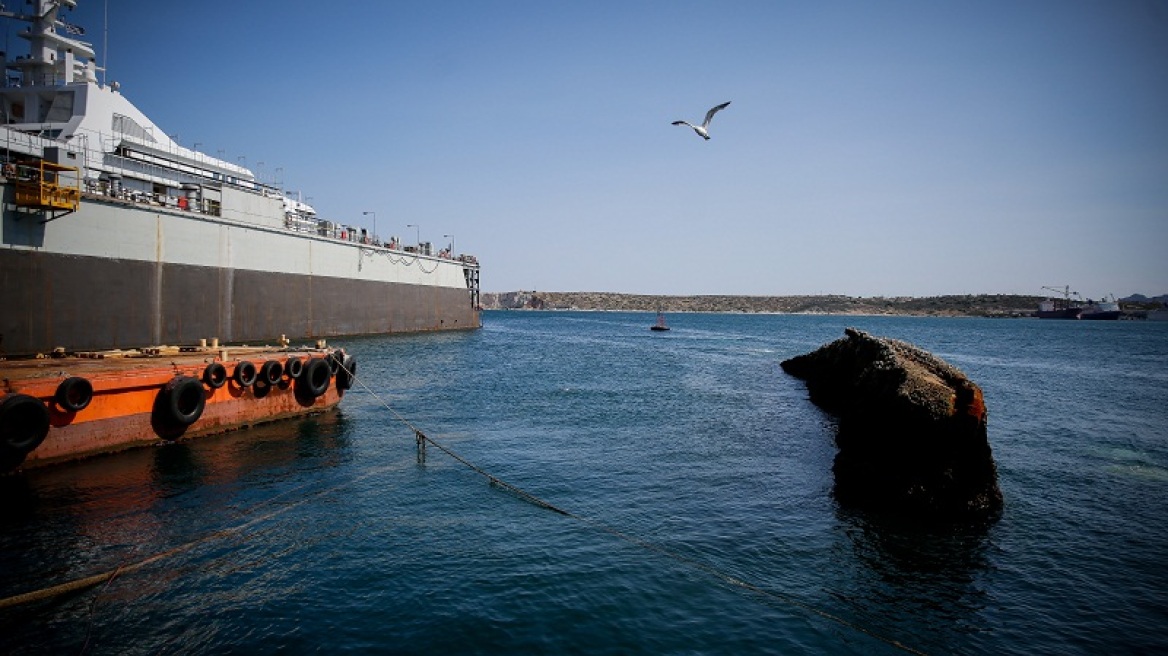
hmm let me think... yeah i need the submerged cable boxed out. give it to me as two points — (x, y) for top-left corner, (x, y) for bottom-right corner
(344, 364), (928, 656)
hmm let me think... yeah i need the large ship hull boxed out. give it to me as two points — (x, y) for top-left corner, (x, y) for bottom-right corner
(1036, 308), (1081, 319)
(1080, 309), (1121, 320)
(2, 187), (479, 356)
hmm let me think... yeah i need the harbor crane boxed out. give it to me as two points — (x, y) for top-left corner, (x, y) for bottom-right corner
(1042, 285), (1078, 301)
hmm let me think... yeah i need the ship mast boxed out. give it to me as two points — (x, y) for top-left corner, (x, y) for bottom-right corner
(0, 0), (98, 87)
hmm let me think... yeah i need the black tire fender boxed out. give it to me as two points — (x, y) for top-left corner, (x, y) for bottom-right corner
(297, 358), (331, 399)
(337, 355), (357, 392)
(327, 349), (344, 375)
(0, 393), (51, 457)
(157, 376), (206, 427)
(284, 356), (305, 380)
(55, 376), (93, 412)
(203, 362), (228, 389)
(259, 360), (283, 387)
(234, 361), (258, 387)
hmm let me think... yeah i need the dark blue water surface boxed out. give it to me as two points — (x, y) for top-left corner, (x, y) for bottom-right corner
(2, 312), (1166, 655)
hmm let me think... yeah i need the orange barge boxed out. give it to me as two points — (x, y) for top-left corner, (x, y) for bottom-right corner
(0, 344), (355, 473)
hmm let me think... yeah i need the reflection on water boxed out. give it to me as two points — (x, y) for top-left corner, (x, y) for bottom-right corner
(0, 475), (36, 524)
(151, 441), (209, 494)
(832, 507), (994, 651)
(0, 411), (347, 579)
(0, 409), (357, 655)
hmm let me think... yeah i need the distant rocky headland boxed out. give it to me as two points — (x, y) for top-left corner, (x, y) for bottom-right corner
(482, 291), (1167, 318)
(482, 291), (1053, 317)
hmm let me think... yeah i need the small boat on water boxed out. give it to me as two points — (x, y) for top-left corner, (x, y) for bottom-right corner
(651, 311), (670, 331)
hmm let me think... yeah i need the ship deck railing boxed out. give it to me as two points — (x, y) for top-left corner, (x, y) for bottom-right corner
(8, 160), (81, 213)
(75, 180), (480, 269)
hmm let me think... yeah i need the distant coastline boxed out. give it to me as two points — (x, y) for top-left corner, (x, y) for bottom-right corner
(481, 291), (1166, 318)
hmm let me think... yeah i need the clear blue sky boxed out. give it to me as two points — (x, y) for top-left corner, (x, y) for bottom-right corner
(48, 1), (1168, 298)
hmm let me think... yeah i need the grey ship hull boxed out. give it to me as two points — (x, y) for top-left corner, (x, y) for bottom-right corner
(1, 188), (479, 356)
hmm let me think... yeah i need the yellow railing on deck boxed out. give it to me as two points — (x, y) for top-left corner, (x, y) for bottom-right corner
(12, 160), (81, 212)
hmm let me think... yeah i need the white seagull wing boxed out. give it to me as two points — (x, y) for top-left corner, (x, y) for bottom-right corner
(671, 120), (695, 128)
(701, 101), (731, 128)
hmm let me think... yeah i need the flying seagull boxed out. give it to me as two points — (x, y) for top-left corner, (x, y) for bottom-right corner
(672, 101), (731, 140)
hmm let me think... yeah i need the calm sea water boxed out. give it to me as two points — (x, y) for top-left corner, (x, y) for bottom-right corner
(2, 311), (1166, 655)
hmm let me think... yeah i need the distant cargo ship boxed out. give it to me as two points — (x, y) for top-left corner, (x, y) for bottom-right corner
(1, 1), (480, 358)
(1036, 299), (1082, 320)
(1079, 298), (1122, 321)
(1036, 287), (1122, 320)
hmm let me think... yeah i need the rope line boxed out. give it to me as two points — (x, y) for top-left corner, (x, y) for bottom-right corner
(80, 564), (124, 656)
(344, 364), (928, 656)
(0, 464), (402, 611)
(0, 540), (200, 610)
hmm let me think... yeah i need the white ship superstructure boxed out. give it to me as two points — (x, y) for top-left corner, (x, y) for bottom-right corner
(1, 1), (480, 356)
